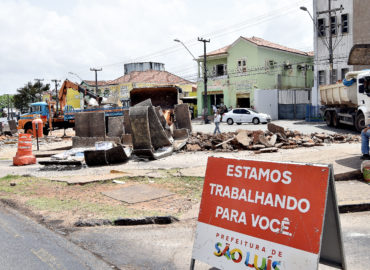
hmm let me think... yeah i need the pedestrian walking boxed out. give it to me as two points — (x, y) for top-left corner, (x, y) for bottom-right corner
(212, 105), (217, 114)
(213, 110), (221, 135)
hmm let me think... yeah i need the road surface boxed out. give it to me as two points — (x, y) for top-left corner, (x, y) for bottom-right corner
(0, 203), (113, 270)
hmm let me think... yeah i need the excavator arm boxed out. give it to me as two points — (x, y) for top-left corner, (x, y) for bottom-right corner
(57, 80), (99, 114)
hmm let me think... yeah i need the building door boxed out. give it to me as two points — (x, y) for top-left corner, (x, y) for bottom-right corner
(237, 98), (250, 108)
(278, 89), (310, 119)
(209, 94), (224, 107)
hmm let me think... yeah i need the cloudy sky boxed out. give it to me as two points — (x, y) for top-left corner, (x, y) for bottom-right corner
(0, 0), (313, 94)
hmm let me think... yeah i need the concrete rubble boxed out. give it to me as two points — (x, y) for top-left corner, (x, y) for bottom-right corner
(36, 98), (194, 167)
(184, 123), (360, 153)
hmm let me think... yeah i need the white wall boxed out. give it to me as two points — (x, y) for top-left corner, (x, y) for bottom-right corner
(254, 89), (278, 120)
(314, 0), (354, 85)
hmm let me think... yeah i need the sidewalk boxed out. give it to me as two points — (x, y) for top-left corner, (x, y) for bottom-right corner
(0, 142), (362, 182)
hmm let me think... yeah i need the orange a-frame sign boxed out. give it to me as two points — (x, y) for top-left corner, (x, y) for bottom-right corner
(191, 157), (346, 270)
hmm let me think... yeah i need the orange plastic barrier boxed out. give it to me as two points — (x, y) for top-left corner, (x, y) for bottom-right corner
(13, 134), (36, 166)
(32, 118), (43, 138)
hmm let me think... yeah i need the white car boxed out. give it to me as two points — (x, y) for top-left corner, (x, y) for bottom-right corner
(222, 108), (271, 125)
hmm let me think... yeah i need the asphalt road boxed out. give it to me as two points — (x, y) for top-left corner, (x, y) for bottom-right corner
(69, 212), (370, 270)
(0, 203), (113, 270)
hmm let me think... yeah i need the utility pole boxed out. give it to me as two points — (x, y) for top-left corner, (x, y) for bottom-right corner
(90, 68), (102, 95)
(328, 0), (333, 84)
(316, 0), (343, 83)
(51, 79), (61, 113)
(34, 78), (44, 102)
(7, 94), (10, 120)
(198, 37), (210, 124)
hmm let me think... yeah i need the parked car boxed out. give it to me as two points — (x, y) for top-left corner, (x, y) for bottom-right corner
(222, 108), (271, 125)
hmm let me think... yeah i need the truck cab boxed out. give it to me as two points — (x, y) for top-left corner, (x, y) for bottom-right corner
(17, 102), (49, 134)
(356, 71), (370, 129)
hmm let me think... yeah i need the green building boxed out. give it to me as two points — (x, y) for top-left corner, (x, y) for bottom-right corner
(197, 36), (314, 117)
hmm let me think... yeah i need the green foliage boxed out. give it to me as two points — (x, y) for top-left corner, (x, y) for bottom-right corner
(13, 81), (50, 112)
(0, 95), (14, 109)
(0, 95), (14, 116)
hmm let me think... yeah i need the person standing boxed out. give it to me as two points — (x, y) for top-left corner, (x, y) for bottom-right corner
(213, 110), (221, 135)
(361, 126), (370, 159)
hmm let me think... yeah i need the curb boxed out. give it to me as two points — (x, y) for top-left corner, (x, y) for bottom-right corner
(73, 216), (179, 227)
(339, 203), (370, 213)
(334, 170), (362, 181)
(114, 216), (179, 226)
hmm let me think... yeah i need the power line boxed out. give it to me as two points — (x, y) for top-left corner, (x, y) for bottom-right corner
(98, 0), (311, 70)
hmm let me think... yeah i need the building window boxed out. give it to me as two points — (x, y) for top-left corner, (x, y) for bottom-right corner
(237, 59), (247, 73)
(104, 89), (110, 97)
(330, 16), (337, 35)
(341, 68), (349, 80)
(318, 18), (326, 37)
(214, 64), (227, 76)
(341, 14), (349, 33)
(331, 69), (337, 84)
(318, 70), (326, 85)
(265, 59), (276, 71)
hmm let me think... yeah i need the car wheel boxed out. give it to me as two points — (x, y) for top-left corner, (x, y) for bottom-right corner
(24, 123), (33, 135)
(325, 111), (332, 126)
(252, 117), (260, 125)
(355, 113), (365, 132)
(237, 123), (242, 125)
(332, 112), (339, 128)
(227, 118), (234, 125)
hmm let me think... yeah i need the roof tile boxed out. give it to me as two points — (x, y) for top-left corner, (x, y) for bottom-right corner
(110, 70), (193, 85)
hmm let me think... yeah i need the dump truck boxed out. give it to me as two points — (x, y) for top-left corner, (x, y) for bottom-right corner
(17, 80), (127, 135)
(320, 70), (370, 131)
(320, 44), (370, 132)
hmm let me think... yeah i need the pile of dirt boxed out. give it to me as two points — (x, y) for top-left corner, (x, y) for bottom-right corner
(185, 123), (360, 153)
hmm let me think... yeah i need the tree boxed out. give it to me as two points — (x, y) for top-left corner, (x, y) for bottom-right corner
(13, 81), (50, 112)
(0, 94), (14, 109)
(0, 95), (14, 117)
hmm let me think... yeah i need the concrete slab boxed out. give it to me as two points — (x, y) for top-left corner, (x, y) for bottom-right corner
(335, 180), (370, 206)
(174, 104), (192, 131)
(107, 116), (124, 137)
(102, 184), (174, 204)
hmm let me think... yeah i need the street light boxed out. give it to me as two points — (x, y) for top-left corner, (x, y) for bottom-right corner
(174, 39), (197, 61)
(300, 6), (314, 21)
(68, 72), (83, 82)
(174, 38), (209, 123)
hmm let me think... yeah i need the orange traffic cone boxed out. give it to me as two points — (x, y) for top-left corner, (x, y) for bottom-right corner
(13, 134), (36, 166)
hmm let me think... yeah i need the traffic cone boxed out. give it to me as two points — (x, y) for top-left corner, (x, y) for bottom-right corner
(13, 133), (36, 166)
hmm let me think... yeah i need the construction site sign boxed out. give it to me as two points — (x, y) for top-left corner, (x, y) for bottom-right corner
(191, 157), (346, 270)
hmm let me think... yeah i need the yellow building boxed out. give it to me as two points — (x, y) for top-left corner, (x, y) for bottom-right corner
(41, 87), (81, 109)
(82, 68), (196, 108)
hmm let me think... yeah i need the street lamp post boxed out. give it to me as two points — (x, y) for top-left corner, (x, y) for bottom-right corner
(174, 38), (208, 123)
(174, 39), (197, 61)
